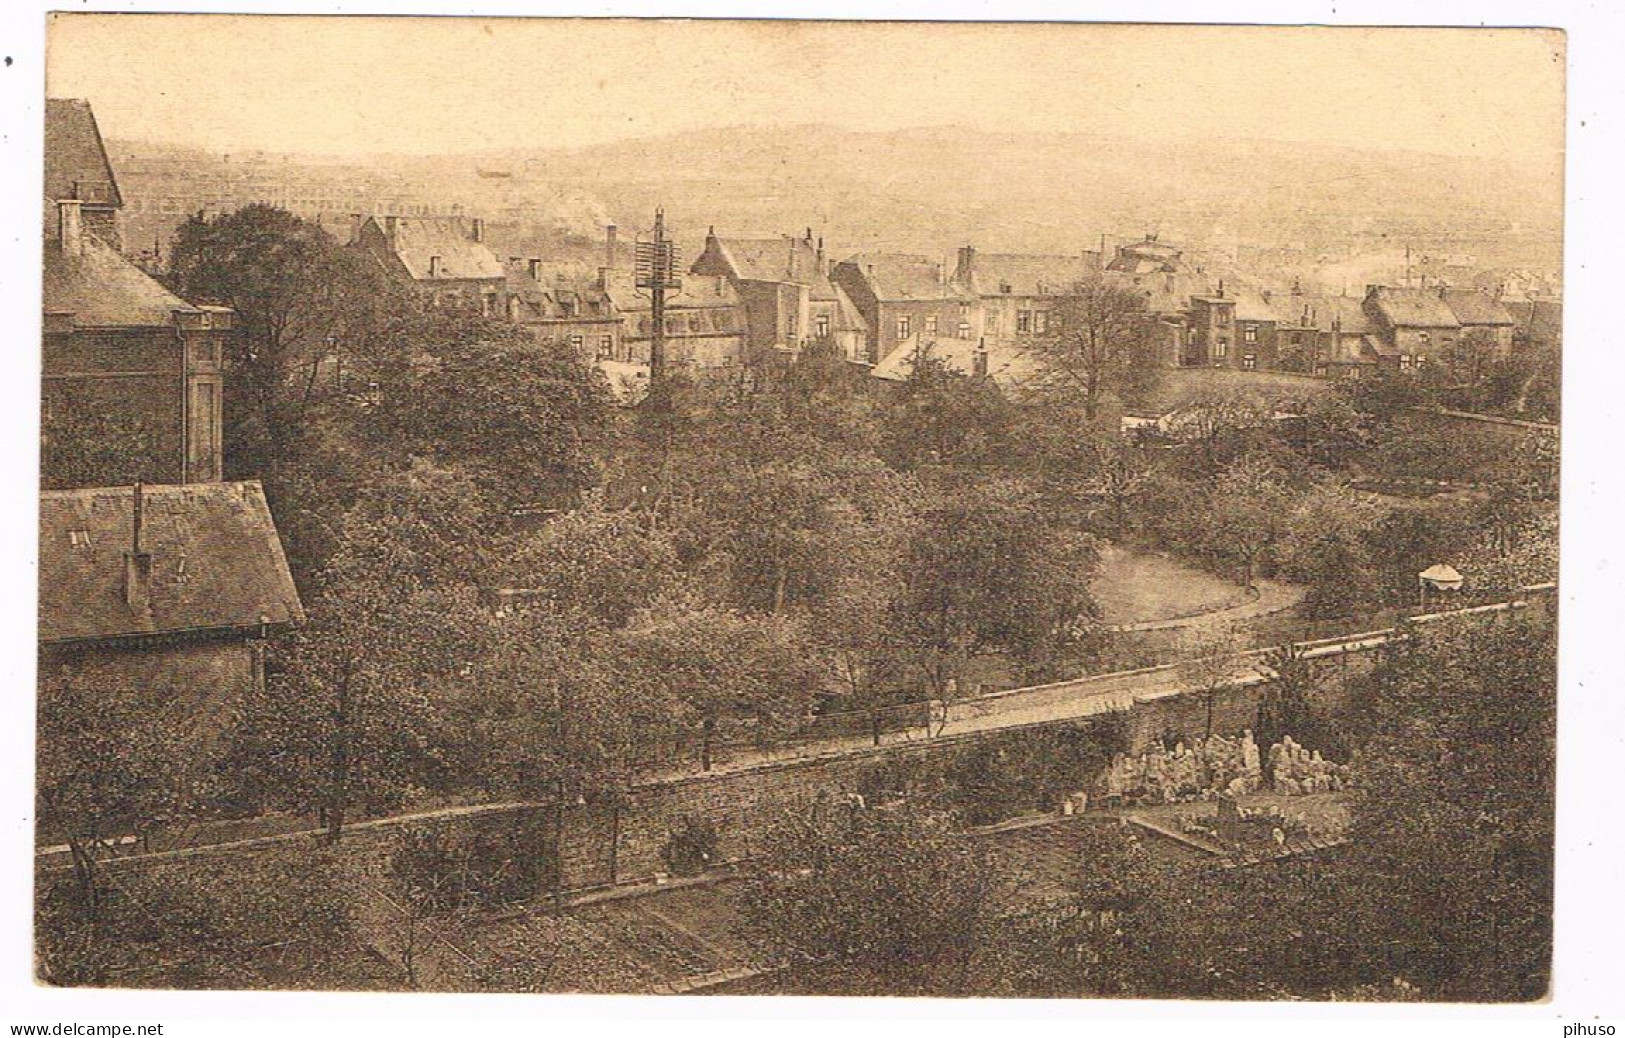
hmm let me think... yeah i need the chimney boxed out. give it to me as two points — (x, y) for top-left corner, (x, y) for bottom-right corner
(1291, 276), (1302, 296)
(1217, 279), (1225, 299)
(383, 215), (398, 246)
(788, 237), (798, 279)
(124, 483), (153, 616)
(528, 258), (542, 281)
(56, 199), (83, 254)
(955, 245), (977, 282)
(605, 224), (618, 271)
(816, 236), (825, 272)
(470, 217), (484, 243)
(428, 255), (442, 278)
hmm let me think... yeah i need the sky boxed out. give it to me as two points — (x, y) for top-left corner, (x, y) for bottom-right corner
(46, 15), (1565, 162)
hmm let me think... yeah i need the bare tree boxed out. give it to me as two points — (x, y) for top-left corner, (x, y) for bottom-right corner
(1024, 279), (1160, 422)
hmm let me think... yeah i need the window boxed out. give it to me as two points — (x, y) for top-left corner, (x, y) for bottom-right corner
(1017, 310), (1032, 334)
(598, 336), (615, 360)
(1033, 311), (1049, 335)
(897, 315), (912, 340)
(1399, 354), (1413, 370)
(689, 315), (702, 333)
(1242, 354), (1257, 371)
(985, 312), (999, 334)
(1243, 325), (1257, 344)
(638, 317), (650, 335)
(1214, 338), (1229, 359)
(786, 313), (797, 338)
(1418, 332), (1431, 346)
(816, 313), (830, 338)
(957, 322), (971, 340)
(570, 334), (584, 350)
(1217, 308), (1231, 326)
(925, 315), (938, 334)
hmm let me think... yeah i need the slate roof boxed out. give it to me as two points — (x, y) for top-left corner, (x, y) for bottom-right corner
(1503, 299), (1562, 343)
(43, 234), (197, 329)
(699, 236), (837, 298)
(1285, 295), (1374, 336)
(1367, 286), (1460, 329)
(40, 481), (305, 645)
(44, 99), (122, 209)
(871, 335), (1039, 393)
(961, 253), (1103, 298)
(375, 217), (505, 282)
(1439, 288), (1516, 327)
(839, 253), (969, 302)
(828, 282), (869, 334)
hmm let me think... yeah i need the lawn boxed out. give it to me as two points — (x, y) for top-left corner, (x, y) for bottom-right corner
(1090, 544), (1252, 627)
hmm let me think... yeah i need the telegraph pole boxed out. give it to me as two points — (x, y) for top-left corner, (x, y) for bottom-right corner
(635, 208), (680, 388)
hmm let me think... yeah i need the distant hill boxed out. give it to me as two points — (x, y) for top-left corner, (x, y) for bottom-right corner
(105, 124), (1563, 274)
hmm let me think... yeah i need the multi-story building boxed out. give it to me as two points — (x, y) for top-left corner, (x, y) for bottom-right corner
(1186, 285), (1284, 372)
(43, 99), (236, 488)
(351, 214), (506, 316)
(951, 245), (1103, 351)
(39, 100), (305, 793)
(830, 253), (976, 368)
(1363, 285), (1463, 372)
(1439, 288), (1517, 361)
(503, 257), (624, 360)
(690, 229), (865, 365)
(44, 99), (123, 250)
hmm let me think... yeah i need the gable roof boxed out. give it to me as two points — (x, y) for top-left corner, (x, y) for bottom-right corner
(697, 235), (837, 297)
(828, 281), (869, 334)
(44, 99), (122, 209)
(871, 335), (1039, 393)
(43, 233), (198, 329)
(837, 253), (970, 302)
(960, 253), (1102, 298)
(1503, 299), (1562, 343)
(1439, 288), (1515, 327)
(1283, 294), (1374, 336)
(40, 481), (305, 645)
(1367, 286), (1460, 329)
(371, 217), (505, 282)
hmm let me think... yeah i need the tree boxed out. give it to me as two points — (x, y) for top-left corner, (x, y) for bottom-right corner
(1023, 278), (1160, 422)
(36, 669), (214, 909)
(231, 464), (500, 835)
(500, 491), (682, 627)
(166, 205), (390, 476)
(40, 388), (157, 490)
(743, 808), (1022, 995)
(1163, 389), (1277, 472)
(1340, 615), (1556, 1000)
(1277, 482), (1386, 619)
(894, 479), (1100, 700)
(612, 600), (821, 771)
(1204, 453), (1293, 589)
(879, 349), (1016, 469)
(1174, 621), (1250, 739)
(379, 340), (613, 514)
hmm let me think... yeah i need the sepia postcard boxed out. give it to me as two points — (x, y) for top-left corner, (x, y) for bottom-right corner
(22, 8), (1585, 1015)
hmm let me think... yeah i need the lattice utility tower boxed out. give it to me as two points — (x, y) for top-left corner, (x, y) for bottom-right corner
(634, 208), (681, 386)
